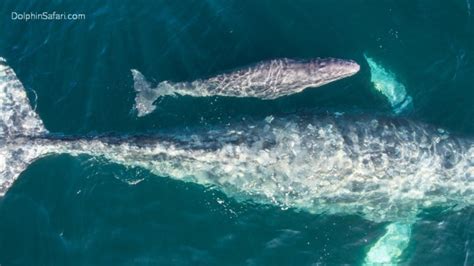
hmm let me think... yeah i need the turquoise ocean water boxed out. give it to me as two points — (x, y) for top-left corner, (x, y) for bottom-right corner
(1, 0), (473, 265)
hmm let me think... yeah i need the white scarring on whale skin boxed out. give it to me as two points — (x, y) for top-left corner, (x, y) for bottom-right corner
(131, 58), (360, 116)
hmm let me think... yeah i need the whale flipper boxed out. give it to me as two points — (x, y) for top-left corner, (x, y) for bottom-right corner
(131, 69), (175, 117)
(364, 222), (413, 265)
(364, 54), (413, 114)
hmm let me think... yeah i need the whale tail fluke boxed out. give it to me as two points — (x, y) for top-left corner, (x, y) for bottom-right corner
(131, 69), (175, 117)
(0, 57), (49, 196)
(0, 57), (48, 137)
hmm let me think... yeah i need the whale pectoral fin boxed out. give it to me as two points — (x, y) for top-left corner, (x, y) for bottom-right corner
(131, 69), (176, 117)
(363, 222), (413, 265)
(364, 54), (413, 115)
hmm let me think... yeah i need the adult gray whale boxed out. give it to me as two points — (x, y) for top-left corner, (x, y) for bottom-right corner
(1, 58), (472, 264)
(131, 58), (360, 116)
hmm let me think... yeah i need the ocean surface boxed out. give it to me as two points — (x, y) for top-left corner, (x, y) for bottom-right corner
(1, 0), (474, 265)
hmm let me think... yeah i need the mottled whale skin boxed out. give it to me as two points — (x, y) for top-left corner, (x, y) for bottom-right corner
(132, 58), (360, 116)
(3, 113), (474, 223)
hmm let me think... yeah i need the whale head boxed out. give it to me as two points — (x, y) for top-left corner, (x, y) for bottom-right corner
(302, 58), (360, 88)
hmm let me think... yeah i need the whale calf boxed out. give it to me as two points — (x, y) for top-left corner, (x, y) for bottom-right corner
(1, 58), (473, 264)
(131, 58), (360, 116)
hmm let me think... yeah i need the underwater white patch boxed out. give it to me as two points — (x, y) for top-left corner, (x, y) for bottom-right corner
(364, 55), (412, 114)
(364, 222), (412, 265)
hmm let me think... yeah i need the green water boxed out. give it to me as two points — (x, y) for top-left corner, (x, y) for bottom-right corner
(0, 0), (473, 265)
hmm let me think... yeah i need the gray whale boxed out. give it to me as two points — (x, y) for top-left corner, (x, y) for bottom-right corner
(132, 58), (360, 116)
